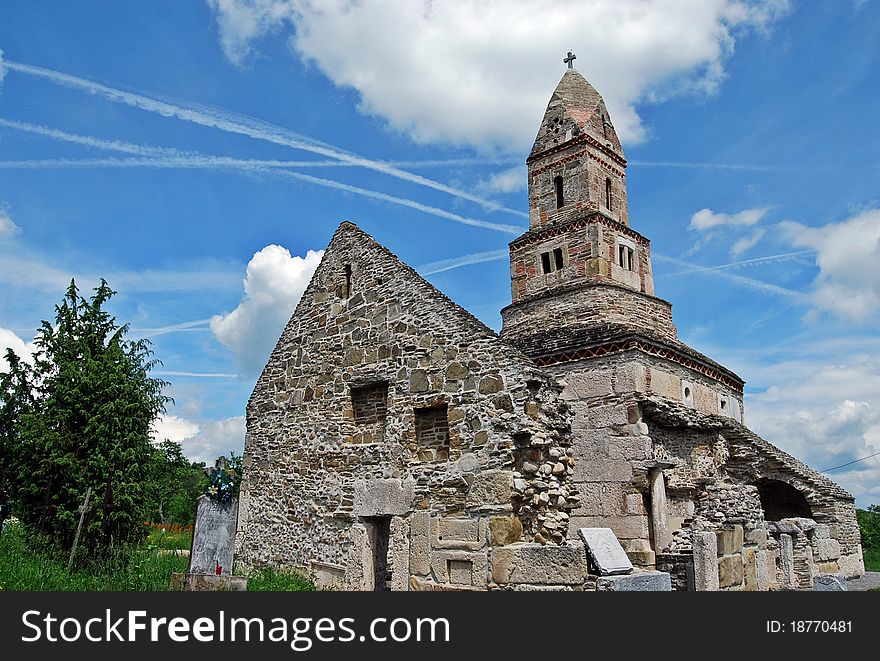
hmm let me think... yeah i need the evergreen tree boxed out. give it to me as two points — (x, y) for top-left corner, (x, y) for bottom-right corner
(4, 279), (170, 557)
(144, 440), (207, 526)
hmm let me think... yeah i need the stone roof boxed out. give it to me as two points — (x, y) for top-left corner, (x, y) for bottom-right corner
(639, 397), (853, 502)
(508, 323), (744, 387)
(530, 69), (623, 159)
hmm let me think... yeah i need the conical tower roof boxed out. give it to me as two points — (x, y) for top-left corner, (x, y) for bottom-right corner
(530, 69), (623, 159)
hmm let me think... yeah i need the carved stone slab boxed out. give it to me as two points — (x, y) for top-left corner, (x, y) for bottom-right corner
(578, 527), (633, 576)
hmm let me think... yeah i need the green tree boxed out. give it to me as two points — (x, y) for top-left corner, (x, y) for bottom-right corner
(144, 440), (207, 526)
(0, 349), (36, 528)
(5, 279), (171, 557)
(857, 505), (880, 553)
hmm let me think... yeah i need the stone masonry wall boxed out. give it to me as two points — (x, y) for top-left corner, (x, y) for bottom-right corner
(236, 223), (582, 590)
(501, 282), (677, 344)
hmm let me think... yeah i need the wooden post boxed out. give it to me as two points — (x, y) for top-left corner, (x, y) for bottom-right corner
(68, 486), (92, 571)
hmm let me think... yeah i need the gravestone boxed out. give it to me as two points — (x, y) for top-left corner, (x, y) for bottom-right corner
(578, 527), (634, 575)
(190, 495), (238, 575)
(171, 457), (247, 591)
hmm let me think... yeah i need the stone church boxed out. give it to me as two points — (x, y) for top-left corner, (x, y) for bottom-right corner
(235, 65), (863, 590)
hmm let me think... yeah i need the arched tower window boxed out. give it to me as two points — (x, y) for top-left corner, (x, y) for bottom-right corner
(605, 178), (613, 212)
(554, 176), (564, 209)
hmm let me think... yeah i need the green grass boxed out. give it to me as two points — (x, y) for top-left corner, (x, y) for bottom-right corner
(863, 549), (880, 573)
(0, 520), (314, 591)
(0, 521), (189, 591)
(244, 566), (315, 591)
(145, 526), (193, 551)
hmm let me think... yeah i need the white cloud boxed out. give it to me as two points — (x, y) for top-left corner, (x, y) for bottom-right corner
(0, 326), (36, 371)
(689, 206), (770, 231)
(745, 356), (880, 506)
(476, 166), (527, 195)
(730, 227), (766, 258)
(0, 207), (21, 239)
(152, 413), (246, 465)
(780, 208), (880, 324)
(211, 244), (323, 376)
(207, 0), (788, 151)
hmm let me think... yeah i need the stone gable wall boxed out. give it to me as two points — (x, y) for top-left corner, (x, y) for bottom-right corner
(236, 224), (581, 589)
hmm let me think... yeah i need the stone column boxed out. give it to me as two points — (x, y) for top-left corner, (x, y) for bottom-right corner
(649, 468), (672, 553)
(780, 533), (796, 590)
(692, 531), (720, 591)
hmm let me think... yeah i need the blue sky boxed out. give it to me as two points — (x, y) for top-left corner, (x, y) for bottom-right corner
(0, 1), (878, 505)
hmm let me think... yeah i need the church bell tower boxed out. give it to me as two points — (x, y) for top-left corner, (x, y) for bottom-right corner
(501, 59), (670, 345)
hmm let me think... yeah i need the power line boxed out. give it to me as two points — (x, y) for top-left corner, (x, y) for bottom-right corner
(821, 450), (880, 473)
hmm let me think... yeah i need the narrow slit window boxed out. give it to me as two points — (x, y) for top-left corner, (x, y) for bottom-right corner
(553, 176), (564, 209)
(553, 247), (564, 270)
(541, 251), (552, 274)
(602, 114), (608, 139)
(618, 245), (626, 268)
(605, 178), (613, 211)
(627, 248), (634, 271)
(342, 264), (352, 298)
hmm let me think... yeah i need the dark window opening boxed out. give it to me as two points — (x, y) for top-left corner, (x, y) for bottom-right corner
(757, 479), (812, 521)
(617, 244), (634, 271)
(541, 251), (552, 274)
(341, 264), (352, 298)
(364, 516), (391, 591)
(605, 178), (613, 211)
(554, 176), (564, 209)
(352, 382), (389, 442)
(415, 404), (450, 462)
(553, 247), (564, 270)
(602, 114), (608, 139)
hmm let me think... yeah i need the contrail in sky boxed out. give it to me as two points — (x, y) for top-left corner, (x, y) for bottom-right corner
(653, 253), (807, 301)
(417, 249), (509, 275)
(3, 60), (528, 218)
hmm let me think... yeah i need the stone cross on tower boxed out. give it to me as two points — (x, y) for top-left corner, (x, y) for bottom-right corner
(563, 51), (576, 69)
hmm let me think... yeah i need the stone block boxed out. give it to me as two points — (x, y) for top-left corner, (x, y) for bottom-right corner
(813, 573), (847, 591)
(596, 571), (672, 592)
(409, 511), (431, 575)
(693, 383), (718, 415)
(466, 469), (512, 507)
(430, 550), (488, 587)
(353, 478), (414, 516)
(693, 532), (720, 591)
(813, 523), (831, 540)
(718, 554), (744, 589)
(816, 561), (841, 574)
(310, 561), (345, 590)
(756, 550), (770, 592)
(171, 573), (248, 591)
(649, 369), (681, 401)
(837, 549), (865, 579)
(490, 542), (587, 585)
(743, 548), (758, 591)
(389, 515), (410, 591)
(570, 482), (627, 517)
(578, 527), (634, 575)
(746, 527), (767, 546)
(717, 525), (744, 556)
(613, 362), (646, 394)
(572, 460), (633, 483)
(489, 516), (523, 546)
(432, 517), (486, 550)
(813, 538), (841, 562)
(569, 515), (649, 541)
(780, 533), (796, 589)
